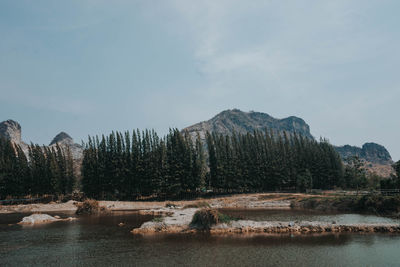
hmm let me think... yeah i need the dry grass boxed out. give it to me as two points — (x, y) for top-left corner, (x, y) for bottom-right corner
(75, 199), (107, 215)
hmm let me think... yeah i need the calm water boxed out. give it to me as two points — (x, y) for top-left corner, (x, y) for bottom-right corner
(219, 208), (400, 224)
(1, 210), (400, 267)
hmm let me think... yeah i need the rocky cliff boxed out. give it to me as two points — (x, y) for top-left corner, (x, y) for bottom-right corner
(183, 109), (313, 141)
(335, 143), (393, 165)
(0, 120), (83, 161)
(0, 120), (22, 144)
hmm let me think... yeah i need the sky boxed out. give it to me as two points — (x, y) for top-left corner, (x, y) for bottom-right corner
(0, 0), (399, 160)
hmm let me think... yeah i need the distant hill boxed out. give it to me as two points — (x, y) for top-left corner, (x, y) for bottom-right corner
(183, 109), (313, 141)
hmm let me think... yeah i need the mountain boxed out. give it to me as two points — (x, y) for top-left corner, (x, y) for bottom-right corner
(335, 143), (394, 177)
(335, 143), (393, 165)
(0, 120), (83, 161)
(49, 132), (83, 161)
(182, 109), (394, 177)
(0, 120), (23, 144)
(183, 109), (313, 140)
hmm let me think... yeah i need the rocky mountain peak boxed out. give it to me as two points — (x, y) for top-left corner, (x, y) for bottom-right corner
(50, 132), (74, 146)
(335, 142), (393, 165)
(0, 119), (22, 144)
(183, 109), (314, 140)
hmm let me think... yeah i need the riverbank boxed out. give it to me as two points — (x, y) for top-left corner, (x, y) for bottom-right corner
(291, 194), (400, 218)
(0, 193), (300, 214)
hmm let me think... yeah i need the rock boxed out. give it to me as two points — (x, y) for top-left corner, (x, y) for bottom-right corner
(118, 222), (125, 227)
(18, 214), (60, 225)
(0, 120), (22, 144)
(54, 215), (61, 219)
(50, 132), (74, 146)
(49, 132), (83, 160)
(335, 143), (393, 165)
(182, 109), (314, 142)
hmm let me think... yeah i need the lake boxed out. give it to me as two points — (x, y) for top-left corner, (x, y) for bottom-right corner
(1, 210), (400, 266)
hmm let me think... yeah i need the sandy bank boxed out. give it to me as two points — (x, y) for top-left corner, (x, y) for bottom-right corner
(0, 193), (295, 214)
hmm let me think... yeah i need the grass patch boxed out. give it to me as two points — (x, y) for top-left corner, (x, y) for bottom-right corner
(183, 201), (211, 209)
(152, 216), (164, 222)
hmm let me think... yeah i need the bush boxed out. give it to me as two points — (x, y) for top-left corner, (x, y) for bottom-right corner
(152, 217), (164, 222)
(190, 208), (219, 229)
(190, 208), (238, 229)
(75, 199), (105, 215)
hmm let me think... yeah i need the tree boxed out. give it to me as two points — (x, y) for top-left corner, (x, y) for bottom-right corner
(296, 169), (313, 192)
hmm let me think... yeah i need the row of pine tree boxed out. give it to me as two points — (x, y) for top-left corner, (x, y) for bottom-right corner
(81, 129), (206, 200)
(81, 129), (346, 200)
(1, 129), (399, 200)
(0, 137), (75, 199)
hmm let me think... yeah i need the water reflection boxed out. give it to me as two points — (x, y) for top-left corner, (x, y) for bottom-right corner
(1, 211), (400, 266)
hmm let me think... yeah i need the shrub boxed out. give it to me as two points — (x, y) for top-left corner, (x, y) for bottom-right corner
(75, 199), (105, 215)
(190, 208), (238, 229)
(190, 208), (219, 229)
(152, 216), (164, 222)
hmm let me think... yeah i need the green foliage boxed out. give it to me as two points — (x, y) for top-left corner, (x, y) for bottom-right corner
(355, 194), (400, 214)
(0, 137), (75, 199)
(297, 194), (400, 216)
(296, 169), (313, 192)
(152, 216), (164, 222)
(343, 156), (368, 190)
(80, 129), (348, 199)
(81, 129), (206, 200)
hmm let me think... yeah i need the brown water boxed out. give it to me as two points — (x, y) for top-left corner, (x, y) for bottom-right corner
(1, 210), (400, 266)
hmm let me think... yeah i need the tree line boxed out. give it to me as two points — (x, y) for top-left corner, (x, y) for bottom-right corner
(81, 129), (353, 200)
(1, 128), (399, 200)
(0, 137), (75, 199)
(81, 129), (206, 200)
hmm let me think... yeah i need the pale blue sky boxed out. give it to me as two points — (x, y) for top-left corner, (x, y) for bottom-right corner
(0, 0), (399, 160)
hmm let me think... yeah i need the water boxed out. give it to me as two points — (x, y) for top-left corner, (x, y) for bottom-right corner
(218, 208), (400, 224)
(1, 210), (400, 266)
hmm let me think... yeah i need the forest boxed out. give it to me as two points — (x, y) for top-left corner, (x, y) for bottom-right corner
(80, 129), (393, 200)
(1, 129), (399, 200)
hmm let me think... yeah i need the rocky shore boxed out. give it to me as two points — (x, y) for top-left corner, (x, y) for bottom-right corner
(132, 207), (400, 235)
